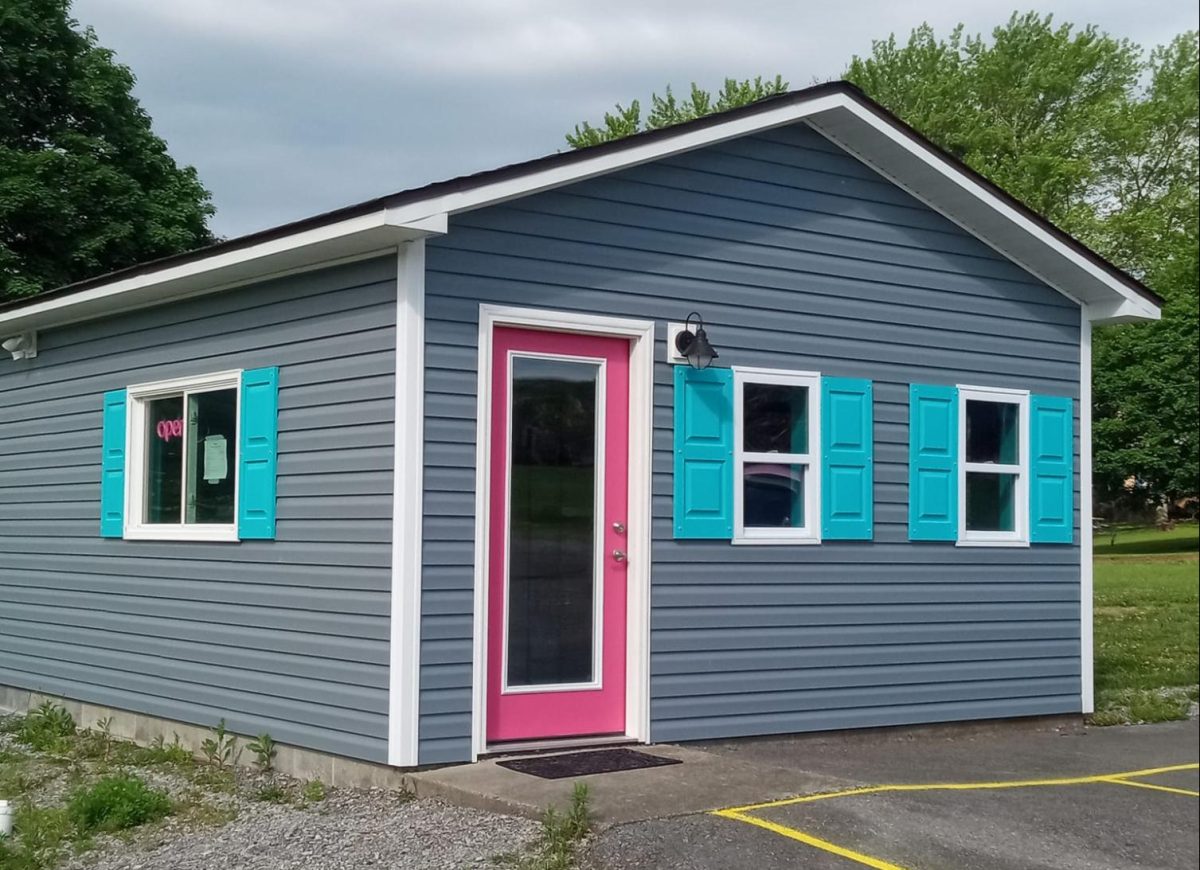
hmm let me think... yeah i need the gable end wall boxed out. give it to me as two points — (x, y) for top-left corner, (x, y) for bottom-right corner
(420, 122), (1082, 764)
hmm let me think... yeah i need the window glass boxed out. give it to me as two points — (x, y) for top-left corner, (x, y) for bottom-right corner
(141, 388), (238, 527)
(966, 400), (1019, 465)
(744, 384), (808, 454)
(506, 357), (598, 687)
(144, 397), (183, 524)
(186, 389), (238, 524)
(743, 463), (806, 528)
(965, 472), (1017, 532)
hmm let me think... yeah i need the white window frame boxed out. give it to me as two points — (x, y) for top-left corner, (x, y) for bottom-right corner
(957, 385), (1030, 547)
(124, 369), (242, 542)
(733, 366), (822, 545)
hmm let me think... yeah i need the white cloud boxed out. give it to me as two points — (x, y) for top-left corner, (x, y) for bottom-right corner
(71, 0), (1200, 237)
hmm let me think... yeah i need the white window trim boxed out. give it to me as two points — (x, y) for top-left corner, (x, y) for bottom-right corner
(733, 366), (822, 546)
(124, 369), (243, 543)
(956, 385), (1030, 547)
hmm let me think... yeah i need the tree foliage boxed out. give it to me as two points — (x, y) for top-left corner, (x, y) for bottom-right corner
(0, 0), (214, 301)
(848, 15), (1198, 503)
(563, 17), (1198, 504)
(566, 76), (788, 148)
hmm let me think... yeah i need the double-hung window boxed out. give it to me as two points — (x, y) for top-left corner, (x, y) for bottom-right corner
(733, 368), (822, 544)
(125, 371), (242, 541)
(958, 386), (1029, 546)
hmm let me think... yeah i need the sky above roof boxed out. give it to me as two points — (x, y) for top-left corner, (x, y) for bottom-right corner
(72, 0), (1199, 240)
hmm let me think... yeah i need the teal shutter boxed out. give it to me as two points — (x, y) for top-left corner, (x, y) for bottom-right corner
(99, 389), (127, 538)
(909, 384), (958, 541)
(238, 367), (280, 540)
(1030, 394), (1074, 544)
(821, 377), (873, 540)
(673, 366), (733, 539)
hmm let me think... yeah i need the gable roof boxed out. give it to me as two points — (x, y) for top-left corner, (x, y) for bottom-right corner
(0, 81), (1161, 334)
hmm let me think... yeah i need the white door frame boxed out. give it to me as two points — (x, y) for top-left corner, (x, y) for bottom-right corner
(470, 304), (655, 760)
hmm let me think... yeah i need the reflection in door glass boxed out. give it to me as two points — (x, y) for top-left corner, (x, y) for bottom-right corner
(506, 356), (599, 687)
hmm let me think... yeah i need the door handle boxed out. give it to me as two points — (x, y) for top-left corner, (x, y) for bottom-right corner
(612, 549), (626, 562)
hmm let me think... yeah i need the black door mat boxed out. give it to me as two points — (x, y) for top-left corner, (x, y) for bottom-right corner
(497, 747), (682, 779)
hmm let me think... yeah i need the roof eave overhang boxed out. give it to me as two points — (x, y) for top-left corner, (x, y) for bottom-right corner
(803, 100), (1160, 326)
(0, 86), (1160, 335)
(0, 212), (447, 335)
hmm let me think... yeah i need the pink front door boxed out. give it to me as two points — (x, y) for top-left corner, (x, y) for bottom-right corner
(486, 327), (630, 744)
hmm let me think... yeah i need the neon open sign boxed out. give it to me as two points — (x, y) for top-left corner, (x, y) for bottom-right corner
(156, 419), (184, 442)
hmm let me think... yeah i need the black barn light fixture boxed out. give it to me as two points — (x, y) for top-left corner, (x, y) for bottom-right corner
(675, 312), (719, 370)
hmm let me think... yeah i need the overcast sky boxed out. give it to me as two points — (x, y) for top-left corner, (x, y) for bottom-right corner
(72, 0), (1199, 239)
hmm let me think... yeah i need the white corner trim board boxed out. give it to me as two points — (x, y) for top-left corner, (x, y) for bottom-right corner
(469, 305), (655, 761)
(1079, 309), (1094, 714)
(387, 240), (426, 767)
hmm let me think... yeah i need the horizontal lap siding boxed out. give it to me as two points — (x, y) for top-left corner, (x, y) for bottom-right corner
(420, 122), (1081, 763)
(0, 257), (396, 763)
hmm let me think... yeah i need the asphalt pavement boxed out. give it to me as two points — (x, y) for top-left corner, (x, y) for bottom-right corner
(583, 718), (1199, 870)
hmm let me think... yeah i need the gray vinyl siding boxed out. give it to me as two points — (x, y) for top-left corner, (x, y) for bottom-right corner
(420, 122), (1081, 763)
(0, 257), (396, 763)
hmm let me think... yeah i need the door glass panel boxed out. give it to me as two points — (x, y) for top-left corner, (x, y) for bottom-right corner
(506, 356), (599, 687)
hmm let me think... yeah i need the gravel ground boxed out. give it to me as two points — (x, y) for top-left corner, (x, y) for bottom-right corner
(63, 791), (541, 870)
(2, 717), (539, 870)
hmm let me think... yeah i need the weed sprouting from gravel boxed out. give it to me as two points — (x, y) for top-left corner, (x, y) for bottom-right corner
(498, 783), (591, 870)
(67, 776), (172, 833)
(299, 780), (327, 804)
(199, 721), (239, 771)
(254, 785), (289, 804)
(14, 704), (76, 755)
(246, 734), (276, 773)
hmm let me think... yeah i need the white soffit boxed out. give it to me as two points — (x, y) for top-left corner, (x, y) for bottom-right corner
(0, 213), (445, 334)
(0, 86), (1159, 333)
(805, 101), (1160, 325)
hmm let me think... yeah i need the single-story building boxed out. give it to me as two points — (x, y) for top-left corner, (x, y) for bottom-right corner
(0, 81), (1162, 770)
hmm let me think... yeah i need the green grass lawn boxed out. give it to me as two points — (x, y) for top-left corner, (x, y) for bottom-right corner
(1092, 523), (1199, 725)
(1094, 520), (1199, 557)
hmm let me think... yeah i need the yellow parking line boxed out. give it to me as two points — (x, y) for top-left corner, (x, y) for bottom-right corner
(719, 762), (1200, 814)
(714, 809), (904, 870)
(1101, 777), (1200, 798)
(712, 762), (1200, 869)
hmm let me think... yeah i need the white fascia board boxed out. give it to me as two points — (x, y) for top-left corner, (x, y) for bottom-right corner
(0, 210), (445, 334)
(6, 88), (1159, 333)
(805, 99), (1160, 323)
(380, 94), (849, 226)
(385, 92), (1157, 323)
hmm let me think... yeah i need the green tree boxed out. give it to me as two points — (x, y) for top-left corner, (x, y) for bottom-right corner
(848, 16), (1199, 505)
(1, 0), (214, 301)
(566, 76), (788, 148)
(1090, 35), (1199, 504)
